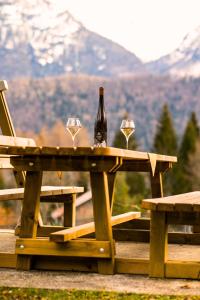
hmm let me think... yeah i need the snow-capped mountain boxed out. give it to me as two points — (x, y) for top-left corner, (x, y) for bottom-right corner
(0, 0), (144, 79)
(147, 26), (200, 77)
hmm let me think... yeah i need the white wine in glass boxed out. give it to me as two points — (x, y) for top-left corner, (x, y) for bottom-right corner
(66, 117), (82, 147)
(120, 119), (135, 149)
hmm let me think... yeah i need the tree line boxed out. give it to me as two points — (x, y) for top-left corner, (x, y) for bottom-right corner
(112, 104), (200, 214)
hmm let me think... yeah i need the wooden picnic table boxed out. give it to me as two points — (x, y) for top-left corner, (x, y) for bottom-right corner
(0, 146), (177, 274)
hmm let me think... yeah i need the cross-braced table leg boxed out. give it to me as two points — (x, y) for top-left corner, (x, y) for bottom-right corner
(16, 171), (42, 270)
(90, 172), (115, 274)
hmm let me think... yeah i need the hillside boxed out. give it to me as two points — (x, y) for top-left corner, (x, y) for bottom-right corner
(6, 74), (200, 149)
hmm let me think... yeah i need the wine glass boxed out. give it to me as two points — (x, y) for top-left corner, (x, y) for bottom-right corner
(120, 119), (135, 149)
(66, 117), (82, 147)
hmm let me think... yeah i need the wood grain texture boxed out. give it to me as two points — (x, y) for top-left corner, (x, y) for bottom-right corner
(50, 212), (140, 242)
(16, 238), (111, 258)
(142, 191), (200, 212)
(149, 211), (168, 278)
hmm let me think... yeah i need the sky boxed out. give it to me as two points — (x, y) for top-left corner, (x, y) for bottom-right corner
(55, 0), (200, 62)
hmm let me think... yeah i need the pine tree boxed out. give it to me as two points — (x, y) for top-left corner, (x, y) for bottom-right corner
(153, 104), (178, 195)
(174, 112), (200, 193)
(153, 104), (178, 155)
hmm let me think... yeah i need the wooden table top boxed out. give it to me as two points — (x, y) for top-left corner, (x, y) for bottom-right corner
(142, 191), (200, 212)
(0, 146), (177, 163)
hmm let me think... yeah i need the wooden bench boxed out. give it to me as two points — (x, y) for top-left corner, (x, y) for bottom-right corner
(142, 191), (200, 279)
(0, 80), (84, 232)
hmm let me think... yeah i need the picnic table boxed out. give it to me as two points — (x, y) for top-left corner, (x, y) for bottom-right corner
(0, 146), (177, 274)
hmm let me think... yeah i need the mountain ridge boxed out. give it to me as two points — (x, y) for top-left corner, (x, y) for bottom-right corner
(0, 0), (145, 79)
(147, 26), (200, 77)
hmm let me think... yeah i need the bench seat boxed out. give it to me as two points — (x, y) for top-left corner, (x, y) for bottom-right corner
(142, 191), (200, 279)
(142, 191), (200, 212)
(0, 186), (84, 202)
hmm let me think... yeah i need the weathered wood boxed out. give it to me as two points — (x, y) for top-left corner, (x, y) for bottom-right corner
(165, 260), (200, 279)
(0, 253), (17, 268)
(149, 211), (168, 277)
(50, 212), (140, 242)
(16, 238), (111, 258)
(115, 258), (149, 275)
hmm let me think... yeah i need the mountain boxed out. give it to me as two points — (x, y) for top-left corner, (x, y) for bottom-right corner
(147, 26), (200, 77)
(0, 0), (144, 79)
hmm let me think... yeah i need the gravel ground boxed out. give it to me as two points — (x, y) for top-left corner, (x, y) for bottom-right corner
(0, 269), (200, 296)
(0, 231), (200, 296)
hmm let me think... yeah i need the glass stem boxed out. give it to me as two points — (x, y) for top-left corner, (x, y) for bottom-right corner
(126, 137), (129, 149)
(72, 136), (75, 148)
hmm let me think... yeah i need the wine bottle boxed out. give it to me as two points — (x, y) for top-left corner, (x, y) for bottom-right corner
(94, 87), (107, 147)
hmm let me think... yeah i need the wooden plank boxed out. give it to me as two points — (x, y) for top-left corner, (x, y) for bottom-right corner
(33, 256), (98, 272)
(0, 135), (36, 147)
(142, 192), (200, 212)
(0, 253), (17, 268)
(166, 260), (200, 279)
(16, 238), (111, 258)
(0, 146), (178, 162)
(149, 211), (168, 277)
(0, 186), (83, 201)
(10, 156), (122, 172)
(115, 258), (149, 275)
(50, 212), (140, 242)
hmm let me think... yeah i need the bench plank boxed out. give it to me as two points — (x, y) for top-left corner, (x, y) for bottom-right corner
(50, 211), (141, 242)
(0, 186), (84, 201)
(142, 191), (200, 212)
(0, 135), (36, 147)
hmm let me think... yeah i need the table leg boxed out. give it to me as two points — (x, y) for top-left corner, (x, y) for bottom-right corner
(149, 211), (168, 277)
(107, 173), (116, 213)
(90, 172), (115, 274)
(63, 194), (76, 227)
(16, 171), (42, 270)
(150, 171), (163, 198)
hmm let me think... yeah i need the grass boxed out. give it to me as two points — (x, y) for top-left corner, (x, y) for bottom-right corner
(0, 288), (199, 300)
